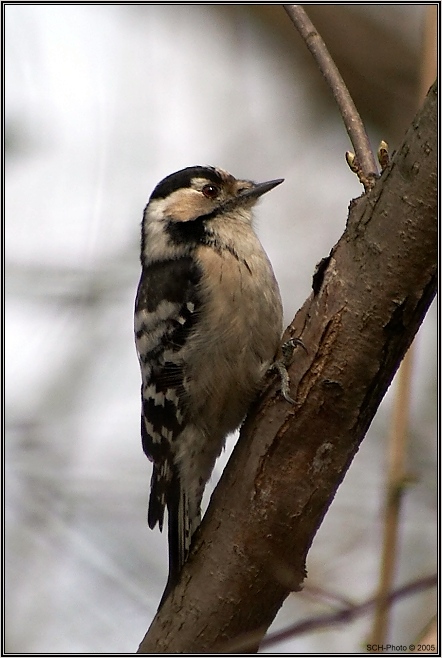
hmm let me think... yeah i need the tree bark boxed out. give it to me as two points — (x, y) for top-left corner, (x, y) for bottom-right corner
(138, 80), (437, 654)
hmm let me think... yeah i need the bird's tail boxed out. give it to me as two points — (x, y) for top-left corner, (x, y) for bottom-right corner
(157, 473), (201, 609)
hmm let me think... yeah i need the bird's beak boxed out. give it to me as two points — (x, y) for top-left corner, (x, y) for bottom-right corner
(238, 178), (284, 201)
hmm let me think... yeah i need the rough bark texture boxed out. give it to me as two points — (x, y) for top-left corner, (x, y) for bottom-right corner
(138, 81), (437, 654)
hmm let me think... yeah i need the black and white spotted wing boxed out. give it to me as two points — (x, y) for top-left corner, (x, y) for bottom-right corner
(134, 257), (201, 530)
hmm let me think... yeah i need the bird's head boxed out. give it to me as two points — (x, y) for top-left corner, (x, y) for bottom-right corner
(141, 166), (283, 263)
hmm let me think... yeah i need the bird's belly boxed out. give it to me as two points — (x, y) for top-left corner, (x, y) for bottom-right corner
(183, 247), (282, 435)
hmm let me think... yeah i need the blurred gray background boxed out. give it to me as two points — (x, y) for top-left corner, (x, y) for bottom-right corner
(5, 5), (436, 653)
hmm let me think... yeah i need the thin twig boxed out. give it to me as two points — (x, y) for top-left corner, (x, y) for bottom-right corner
(218, 574), (436, 653)
(302, 583), (355, 610)
(369, 349), (414, 649)
(261, 575), (436, 650)
(283, 4), (378, 190)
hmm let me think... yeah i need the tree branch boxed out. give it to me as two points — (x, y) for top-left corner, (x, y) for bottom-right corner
(283, 4), (378, 189)
(237, 574), (436, 652)
(137, 81), (437, 654)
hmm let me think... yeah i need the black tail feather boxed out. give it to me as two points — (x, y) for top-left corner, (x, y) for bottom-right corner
(158, 473), (187, 609)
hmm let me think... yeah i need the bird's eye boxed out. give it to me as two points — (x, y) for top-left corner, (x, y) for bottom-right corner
(202, 184), (220, 199)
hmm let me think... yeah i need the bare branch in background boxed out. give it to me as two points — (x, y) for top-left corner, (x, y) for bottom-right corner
(229, 574), (436, 653)
(283, 4), (378, 190)
(369, 349), (415, 647)
(369, 6), (438, 649)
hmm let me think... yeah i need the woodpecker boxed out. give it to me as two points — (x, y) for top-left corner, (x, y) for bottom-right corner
(134, 165), (284, 605)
